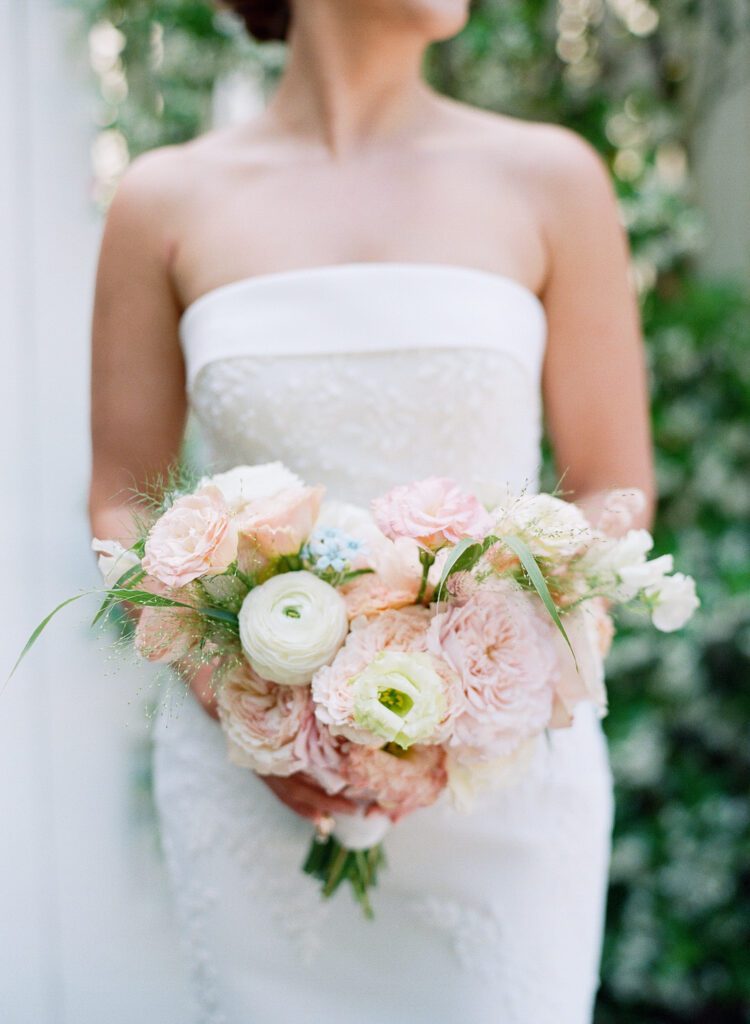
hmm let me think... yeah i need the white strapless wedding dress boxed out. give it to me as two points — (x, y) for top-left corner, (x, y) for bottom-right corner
(153, 263), (614, 1024)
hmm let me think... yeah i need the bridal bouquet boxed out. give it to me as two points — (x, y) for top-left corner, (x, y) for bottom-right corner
(16, 463), (698, 916)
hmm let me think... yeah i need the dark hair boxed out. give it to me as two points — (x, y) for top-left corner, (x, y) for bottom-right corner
(224, 0), (291, 41)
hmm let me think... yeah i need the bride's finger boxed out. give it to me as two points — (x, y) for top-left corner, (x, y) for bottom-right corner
(285, 779), (359, 815)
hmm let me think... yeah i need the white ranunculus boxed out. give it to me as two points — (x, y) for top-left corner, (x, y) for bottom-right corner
(200, 462), (302, 515)
(349, 651), (447, 749)
(617, 553), (674, 599)
(647, 573), (699, 632)
(492, 493), (592, 560)
(91, 538), (140, 589)
(238, 570), (348, 686)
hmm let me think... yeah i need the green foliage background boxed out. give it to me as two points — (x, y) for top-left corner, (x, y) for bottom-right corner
(66, 1), (750, 1019)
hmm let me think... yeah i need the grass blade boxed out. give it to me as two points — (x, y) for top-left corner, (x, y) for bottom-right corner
(500, 534), (577, 668)
(91, 563), (145, 627)
(8, 593), (90, 680)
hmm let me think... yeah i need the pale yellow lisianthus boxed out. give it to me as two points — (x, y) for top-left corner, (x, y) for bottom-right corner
(350, 650), (447, 749)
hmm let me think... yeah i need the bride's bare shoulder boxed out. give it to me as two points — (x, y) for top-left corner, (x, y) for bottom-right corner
(106, 122), (262, 213)
(437, 95), (613, 198)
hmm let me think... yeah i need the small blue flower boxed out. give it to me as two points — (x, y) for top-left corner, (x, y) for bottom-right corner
(302, 527), (365, 576)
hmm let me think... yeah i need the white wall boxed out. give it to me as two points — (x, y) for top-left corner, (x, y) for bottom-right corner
(0, 2), (190, 1020)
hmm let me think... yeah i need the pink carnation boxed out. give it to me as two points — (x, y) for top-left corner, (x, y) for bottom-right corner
(427, 582), (559, 759)
(372, 477), (492, 552)
(342, 743), (447, 820)
(142, 485), (237, 589)
(217, 664), (311, 777)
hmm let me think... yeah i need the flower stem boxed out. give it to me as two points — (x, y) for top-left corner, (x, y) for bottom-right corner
(416, 549), (435, 605)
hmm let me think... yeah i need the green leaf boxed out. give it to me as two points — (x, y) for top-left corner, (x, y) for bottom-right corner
(102, 588), (195, 610)
(435, 537), (490, 603)
(338, 568), (375, 584)
(196, 606), (240, 631)
(8, 593), (90, 681)
(500, 534), (577, 667)
(91, 563), (145, 627)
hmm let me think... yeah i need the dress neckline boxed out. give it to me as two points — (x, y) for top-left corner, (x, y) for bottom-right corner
(179, 261), (546, 328)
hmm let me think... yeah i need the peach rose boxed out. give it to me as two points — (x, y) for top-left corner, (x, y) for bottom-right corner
(142, 485), (237, 589)
(372, 477), (492, 552)
(340, 573), (419, 619)
(133, 604), (201, 664)
(427, 582), (559, 759)
(217, 664), (311, 777)
(236, 485), (324, 575)
(342, 743), (447, 820)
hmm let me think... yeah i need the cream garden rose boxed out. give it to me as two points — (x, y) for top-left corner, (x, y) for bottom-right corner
(199, 462), (302, 514)
(238, 570), (348, 686)
(492, 492), (592, 561)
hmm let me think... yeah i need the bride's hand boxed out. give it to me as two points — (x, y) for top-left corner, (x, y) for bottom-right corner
(183, 660), (219, 718)
(260, 773), (362, 823)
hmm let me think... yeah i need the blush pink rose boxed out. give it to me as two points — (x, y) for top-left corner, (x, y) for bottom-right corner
(142, 485), (237, 589)
(427, 582), (559, 759)
(342, 743), (447, 820)
(372, 477), (492, 552)
(217, 664), (310, 777)
(236, 485), (324, 575)
(293, 713), (350, 795)
(549, 601), (611, 729)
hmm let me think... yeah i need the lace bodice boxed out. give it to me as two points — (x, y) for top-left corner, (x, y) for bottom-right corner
(180, 262), (547, 503)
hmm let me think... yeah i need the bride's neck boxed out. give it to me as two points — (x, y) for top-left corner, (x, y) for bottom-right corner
(265, 6), (433, 156)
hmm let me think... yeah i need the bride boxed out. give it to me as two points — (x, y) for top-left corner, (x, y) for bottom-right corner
(88, 0), (655, 1020)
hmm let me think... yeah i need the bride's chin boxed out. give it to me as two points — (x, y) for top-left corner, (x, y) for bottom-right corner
(372, 0), (471, 39)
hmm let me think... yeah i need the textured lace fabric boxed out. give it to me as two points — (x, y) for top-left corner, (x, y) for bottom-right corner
(154, 264), (615, 1024)
(190, 347), (542, 503)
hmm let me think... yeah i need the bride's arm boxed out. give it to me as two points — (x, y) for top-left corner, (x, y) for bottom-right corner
(536, 128), (656, 535)
(89, 155), (215, 707)
(88, 153), (186, 549)
(87, 154), (358, 823)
